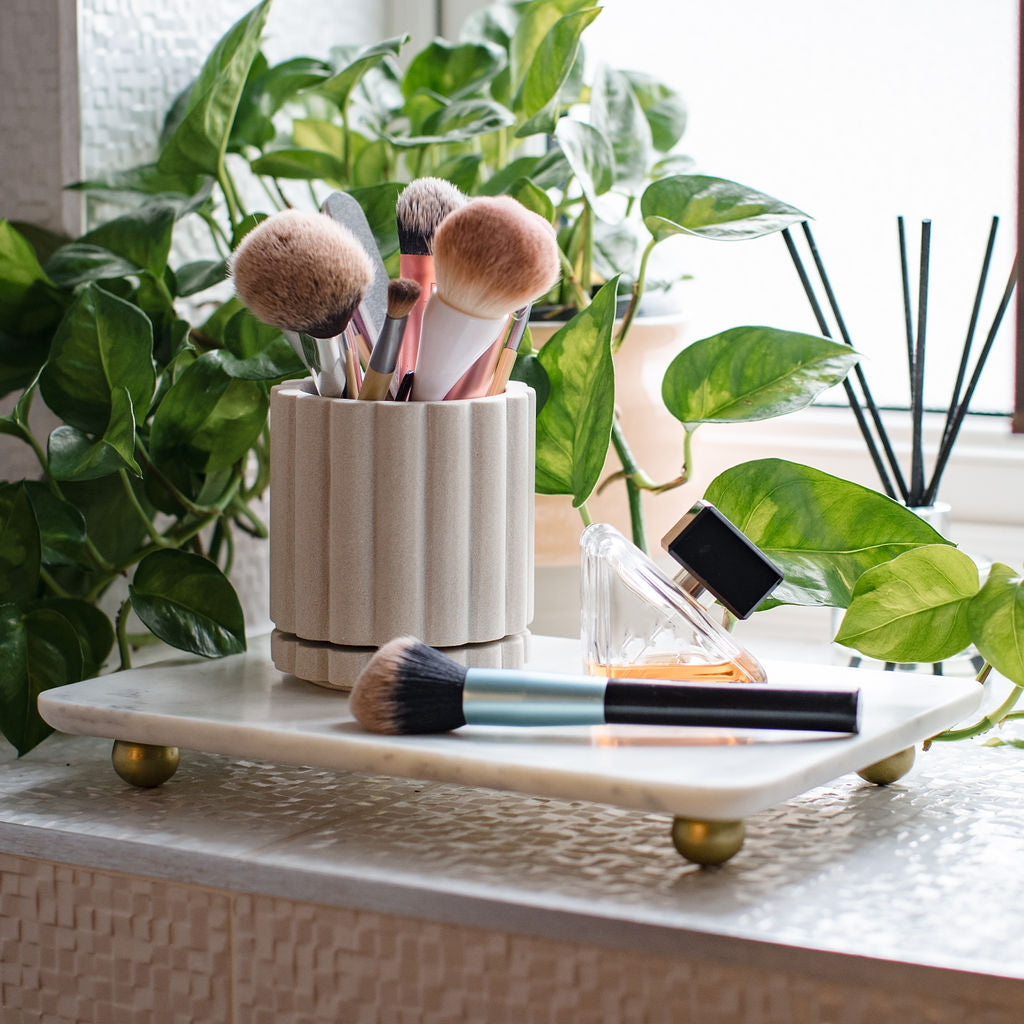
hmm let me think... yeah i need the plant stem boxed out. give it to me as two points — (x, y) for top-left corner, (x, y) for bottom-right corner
(200, 210), (232, 257)
(342, 113), (352, 182)
(24, 428), (51, 478)
(580, 200), (593, 305)
(115, 598), (133, 671)
(217, 164), (242, 235)
(497, 125), (508, 169)
(118, 471), (174, 548)
(614, 238), (656, 352)
(135, 442), (240, 518)
(556, 249), (590, 311)
(83, 538), (116, 574)
(255, 175), (284, 211)
(231, 498), (268, 538)
(221, 519), (236, 576)
(928, 666), (1021, 743)
(578, 502), (593, 527)
(272, 178), (292, 209)
(241, 428), (271, 501)
(610, 416), (648, 553)
(39, 567), (71, 598)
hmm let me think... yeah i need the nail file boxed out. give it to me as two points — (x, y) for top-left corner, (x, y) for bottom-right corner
(320, 192), (388, 342)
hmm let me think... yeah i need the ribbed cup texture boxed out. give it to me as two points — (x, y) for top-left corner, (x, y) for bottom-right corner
(270, 381), (534, 647)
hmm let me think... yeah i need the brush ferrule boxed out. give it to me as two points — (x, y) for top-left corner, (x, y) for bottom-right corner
(368, 316), (408, 375)
(462, 670), (606, 726)
(311, 336), (347, 398)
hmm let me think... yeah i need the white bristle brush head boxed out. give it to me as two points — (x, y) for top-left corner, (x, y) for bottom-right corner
(230, 209), (374, 338)
(431, 196), (561, 321)
(395, 178), (468, 256)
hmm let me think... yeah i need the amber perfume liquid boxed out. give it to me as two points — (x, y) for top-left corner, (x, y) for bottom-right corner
(589, 654), (764, 684)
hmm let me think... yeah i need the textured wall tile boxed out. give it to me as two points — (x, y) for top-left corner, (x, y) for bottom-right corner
(77, 0), (386, 228)
(3, 1), (386, 235)
(0, 854), (231, 1024)
(229, 889), (1020, 1024)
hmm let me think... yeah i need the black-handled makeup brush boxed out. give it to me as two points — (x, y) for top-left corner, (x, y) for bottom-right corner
(349, 637), (862, 735)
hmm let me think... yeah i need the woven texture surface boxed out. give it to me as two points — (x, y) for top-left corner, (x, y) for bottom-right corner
(2, 849), (1018, 1024)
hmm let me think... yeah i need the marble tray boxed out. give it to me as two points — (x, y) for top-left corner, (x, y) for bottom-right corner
(38, 634), (983, 823)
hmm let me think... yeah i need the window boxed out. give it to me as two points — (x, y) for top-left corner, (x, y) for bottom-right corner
(425, 0), (1024, 523)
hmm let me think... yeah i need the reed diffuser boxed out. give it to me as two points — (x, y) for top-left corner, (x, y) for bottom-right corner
(783, 218), (1018, 509)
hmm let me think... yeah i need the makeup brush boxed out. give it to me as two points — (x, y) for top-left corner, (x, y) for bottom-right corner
(485, 304), (531, 397)
(358, 277), (422, 400)
(394, 178), (469, 391)
(413, 197), (560, 401)
(350, 637), (862, 735)
(230, 209), (373, 397)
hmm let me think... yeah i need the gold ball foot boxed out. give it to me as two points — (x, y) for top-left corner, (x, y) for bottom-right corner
(111, 740), (180, 788)
(671, 817), (745, 866)
(857, 745), (915, 786)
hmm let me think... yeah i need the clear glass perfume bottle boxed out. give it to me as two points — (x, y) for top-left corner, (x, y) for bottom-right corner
(580, 512), (782, 684)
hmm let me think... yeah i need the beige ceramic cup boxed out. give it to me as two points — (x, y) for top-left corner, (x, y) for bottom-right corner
(269, 380), (535, 652)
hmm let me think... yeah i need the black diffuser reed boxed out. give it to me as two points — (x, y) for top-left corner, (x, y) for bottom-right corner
(783, 218), (1018, 508)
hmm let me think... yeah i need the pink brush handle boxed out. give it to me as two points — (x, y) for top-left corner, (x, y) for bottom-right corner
(394, 253), (435, 394)
(443, 322), (508, 399)
(413, 293), (505, 401)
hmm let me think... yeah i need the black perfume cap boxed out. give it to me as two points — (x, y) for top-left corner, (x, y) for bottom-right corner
(660, 501), (783, 620)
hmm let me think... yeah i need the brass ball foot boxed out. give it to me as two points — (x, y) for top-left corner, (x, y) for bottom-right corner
(857, 745), (915, 786)
(671, 817), (745, 866)
(111, 740), (180, 788)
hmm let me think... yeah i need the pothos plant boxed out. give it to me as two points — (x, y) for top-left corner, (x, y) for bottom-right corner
(2, 0), (1020, 759)
(704, 458), (1024, 745)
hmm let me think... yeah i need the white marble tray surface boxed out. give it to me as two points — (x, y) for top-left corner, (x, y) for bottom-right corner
(38, 634), (983, 820)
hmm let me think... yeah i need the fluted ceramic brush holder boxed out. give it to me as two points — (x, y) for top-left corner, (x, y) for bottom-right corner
(269, 381), (535, 661)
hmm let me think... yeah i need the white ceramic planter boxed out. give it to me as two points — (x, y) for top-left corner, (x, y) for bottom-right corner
(269, 381), (535, 655)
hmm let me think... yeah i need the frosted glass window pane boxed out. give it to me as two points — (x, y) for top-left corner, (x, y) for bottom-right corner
(584, 0), (1018, 413)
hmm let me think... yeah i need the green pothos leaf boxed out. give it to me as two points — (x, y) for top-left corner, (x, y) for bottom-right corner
(835, 545), (979, 663)
(968, 563), (1024, 686)
(705, 459), (951, 608)
(48, 386), (141, 481)
(662, 326), (858, 427)
(535, 278), (618, 506)
(0, 605), (83, 755)
(0, 483), (40, 603)
(129, 549), (245, 658)
(641, 175), (807, 241)
(157, 1), (271, 177)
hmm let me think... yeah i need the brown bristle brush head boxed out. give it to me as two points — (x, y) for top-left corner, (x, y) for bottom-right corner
(230, 209), (373, 338)
(387, 276), (422, 320)
(432, 196), (561, 321)
(395, 177), (468, 256)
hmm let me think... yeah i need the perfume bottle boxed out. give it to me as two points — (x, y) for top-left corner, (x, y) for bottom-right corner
(580, 505), (783, 684)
